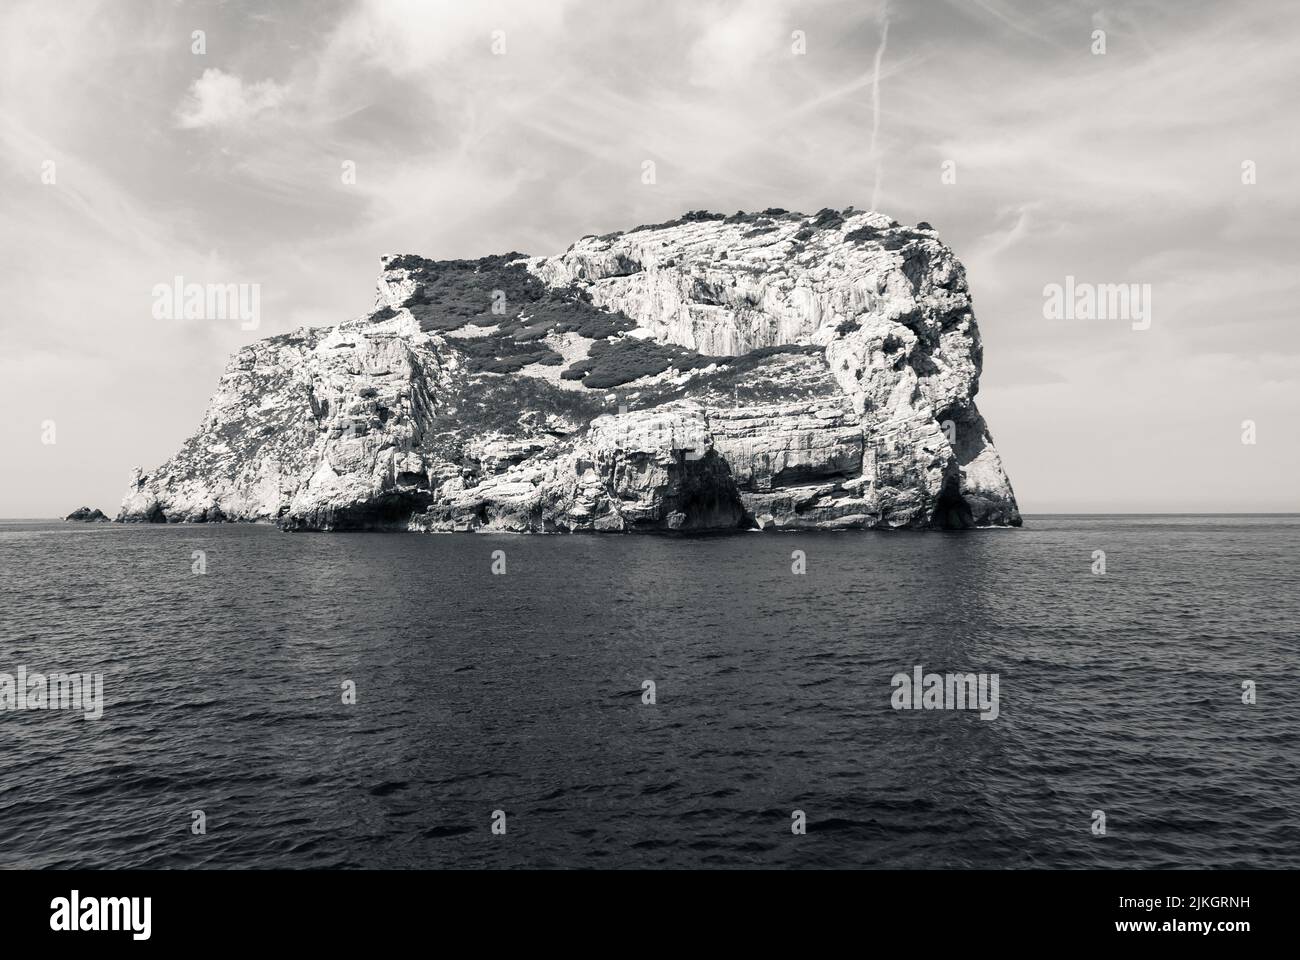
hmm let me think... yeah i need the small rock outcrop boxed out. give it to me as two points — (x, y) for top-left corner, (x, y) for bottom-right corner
(65, 507), (109, 522)
(117, 208), (1020, 532)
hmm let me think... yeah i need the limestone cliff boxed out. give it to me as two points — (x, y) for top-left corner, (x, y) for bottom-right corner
(118, 208), (1020, 531)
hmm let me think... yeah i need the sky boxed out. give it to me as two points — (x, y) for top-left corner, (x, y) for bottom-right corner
(1, 0), (1296, 517)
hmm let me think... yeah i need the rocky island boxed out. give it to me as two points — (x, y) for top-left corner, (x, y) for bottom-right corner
(118, 208), (1020, 532)
(65, 507), (109, 522)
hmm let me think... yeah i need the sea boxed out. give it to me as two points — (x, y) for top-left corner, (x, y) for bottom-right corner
(1, 515), (1296, 869)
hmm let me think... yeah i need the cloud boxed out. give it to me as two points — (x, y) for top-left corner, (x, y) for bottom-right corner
(686, 1), (787, 88)
(319, 0), (578, 80)
(176, 68), (287, 130)
(867, 12), (889, 210)
(2, 0), (1298, 515)
(967, 204), (1037, 268)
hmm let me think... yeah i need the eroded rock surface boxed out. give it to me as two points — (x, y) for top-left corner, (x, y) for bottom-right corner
(118, 208), (1020, 531)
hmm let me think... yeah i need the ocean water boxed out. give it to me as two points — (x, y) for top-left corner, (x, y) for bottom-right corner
(1, 515), (1296, 869)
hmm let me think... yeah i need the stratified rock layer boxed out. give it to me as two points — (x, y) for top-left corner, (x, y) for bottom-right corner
(118, 209), (1020, 532)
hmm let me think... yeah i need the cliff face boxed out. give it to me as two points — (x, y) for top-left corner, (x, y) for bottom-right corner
(118, 208), (1020, 532)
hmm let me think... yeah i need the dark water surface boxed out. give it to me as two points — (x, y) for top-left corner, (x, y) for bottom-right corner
(1, 516), (1297, 869)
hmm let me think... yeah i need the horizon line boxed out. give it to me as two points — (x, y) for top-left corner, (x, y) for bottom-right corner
(4, 511), (1299, 522)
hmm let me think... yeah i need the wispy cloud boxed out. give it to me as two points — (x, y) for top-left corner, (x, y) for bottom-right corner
(868, 9), (889, 211)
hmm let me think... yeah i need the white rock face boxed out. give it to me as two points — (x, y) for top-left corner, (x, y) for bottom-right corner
(118, 209), (1020, 531)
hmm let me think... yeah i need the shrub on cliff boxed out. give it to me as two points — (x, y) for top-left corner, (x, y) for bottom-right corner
(845, 225), (912, 250)
(392, 255), (544, 330)
(449, 330), (563, 373)
(561, 337), (720, 389)
(517, 297), (638, 340)
(812, 207), (844, 230)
